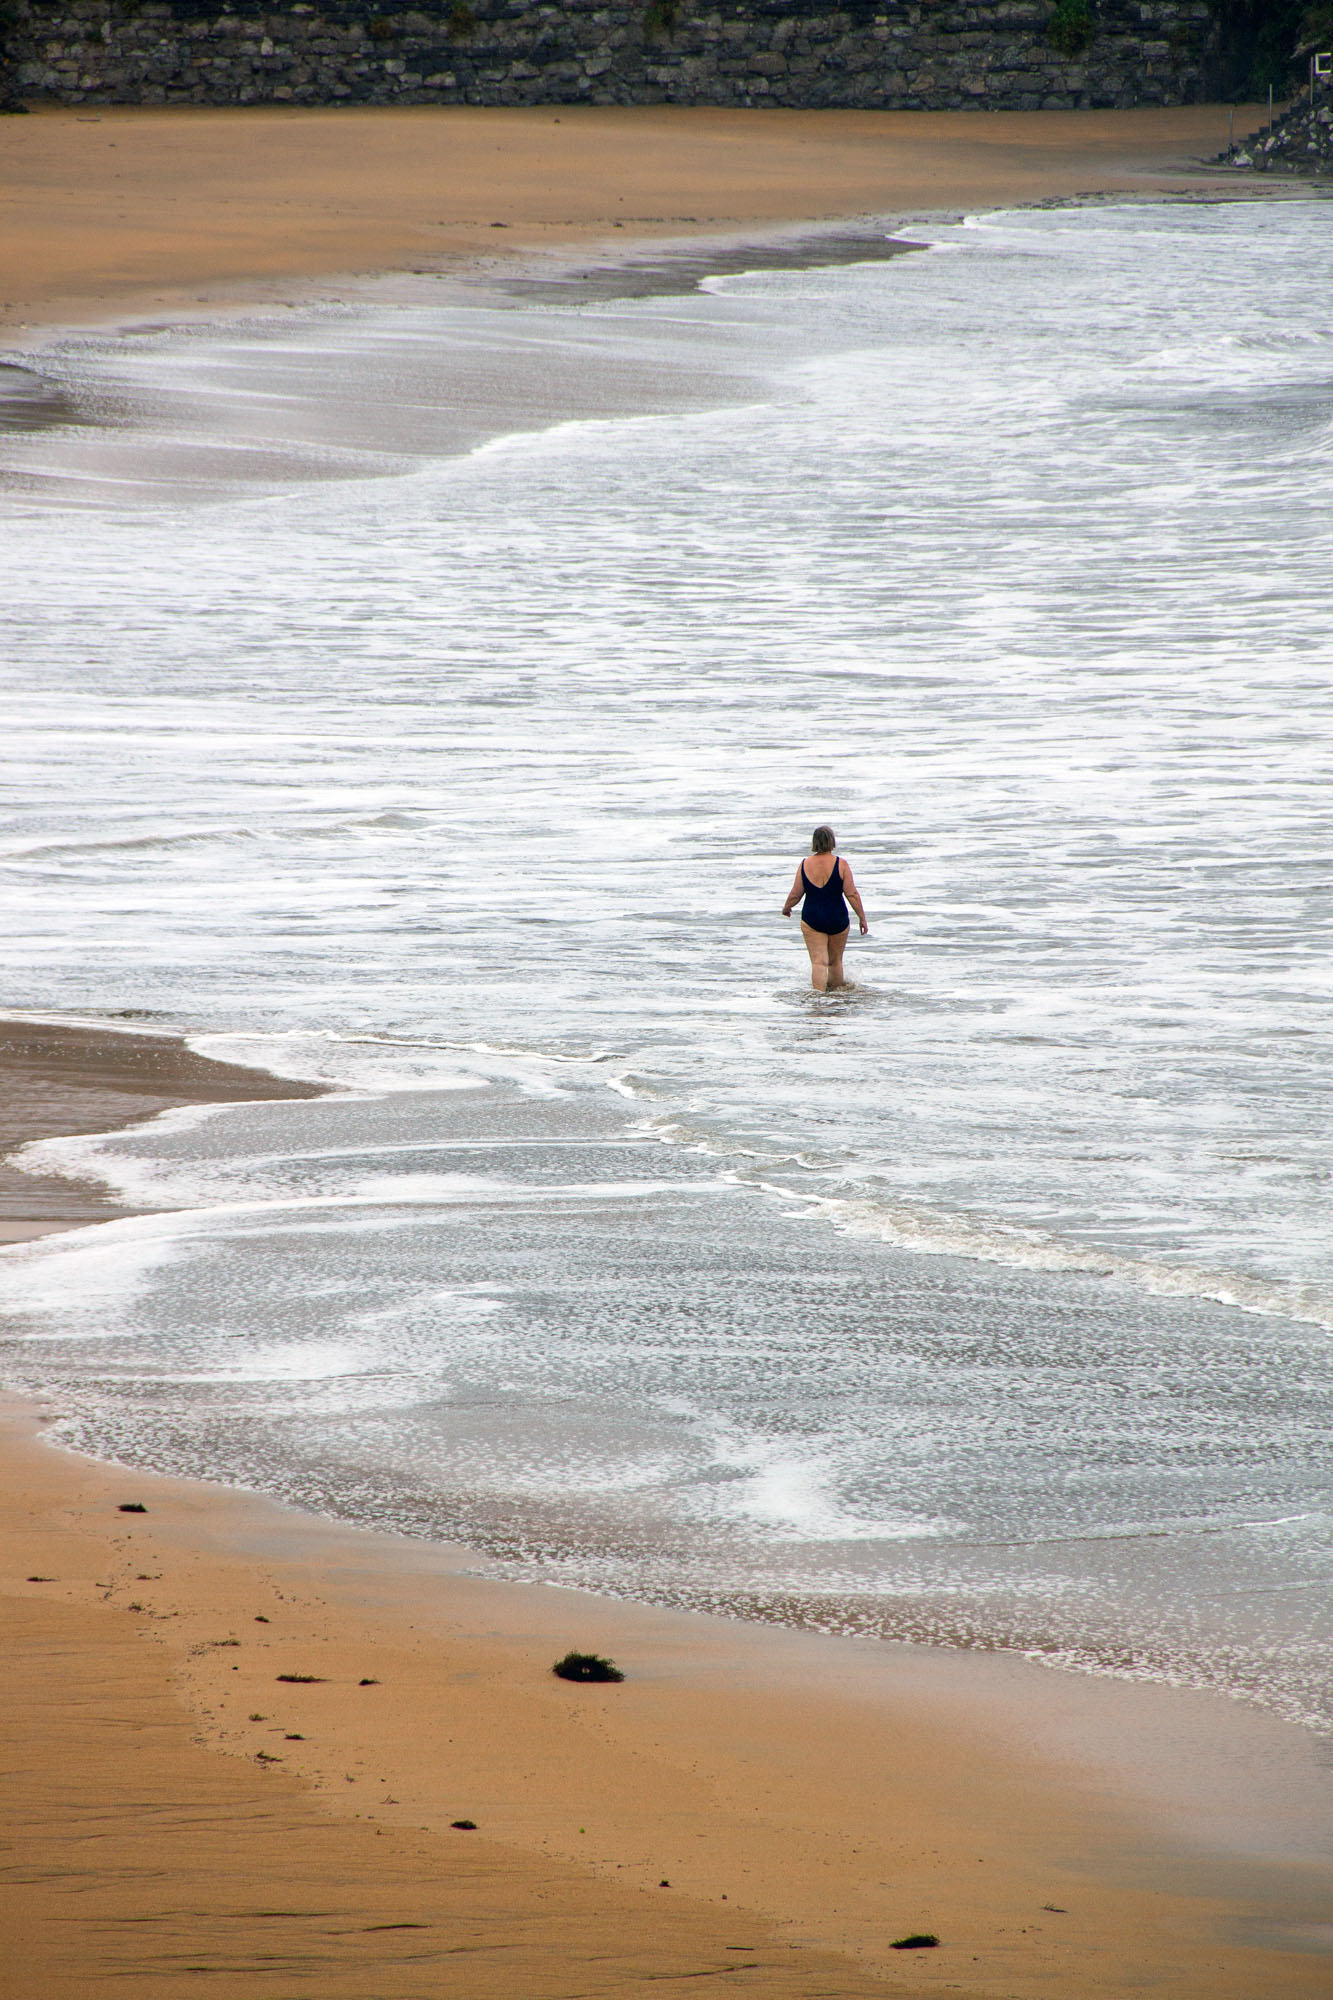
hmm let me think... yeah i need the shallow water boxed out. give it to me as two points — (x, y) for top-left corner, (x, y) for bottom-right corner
(2, 199), (1331, 1731)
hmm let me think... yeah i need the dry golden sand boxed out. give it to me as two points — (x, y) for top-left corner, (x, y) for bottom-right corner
(0, 1431), (899, 1999)
(0, 1024), (1329, 1996)
(0, 102), (1259, 331)
(2, 1401), (1329, 2000)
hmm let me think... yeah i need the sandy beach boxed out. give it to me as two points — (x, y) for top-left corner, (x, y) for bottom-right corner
(0, 102), (1262, 333)
(1, 101), (1327, 1998)
(1, 1021), (1330, 1997)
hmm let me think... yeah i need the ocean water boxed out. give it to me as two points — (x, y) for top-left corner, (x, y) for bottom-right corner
(2, 199), (1331, 1733)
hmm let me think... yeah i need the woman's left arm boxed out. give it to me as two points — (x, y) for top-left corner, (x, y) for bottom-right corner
(782, 864), (805, 918)
(841, 863), (869, 935)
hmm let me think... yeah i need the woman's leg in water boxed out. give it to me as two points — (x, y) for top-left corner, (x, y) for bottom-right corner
(825, 928), (850, 988)
(800, 921), (838, 991)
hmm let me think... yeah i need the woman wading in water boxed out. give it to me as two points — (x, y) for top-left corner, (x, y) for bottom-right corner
(782, 825), (868, 990)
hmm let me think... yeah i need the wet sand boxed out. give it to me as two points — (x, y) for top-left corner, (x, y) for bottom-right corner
(0, 102), (1260, 333)
(0, 1020), (1329, 1997)
(0, 1017), (323, 1242)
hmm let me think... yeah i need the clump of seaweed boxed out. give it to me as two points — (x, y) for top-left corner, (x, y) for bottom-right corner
(552, 1650), (624, 1683)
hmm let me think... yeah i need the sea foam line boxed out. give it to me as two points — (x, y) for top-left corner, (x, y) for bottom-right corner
(781, 1187), (1333, 1334)
(630, 1115), (1333, 1334)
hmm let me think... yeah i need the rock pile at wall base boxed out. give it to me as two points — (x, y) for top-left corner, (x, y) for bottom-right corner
(1227, 92), (1333, 174)
(4, 0), (1219, 114)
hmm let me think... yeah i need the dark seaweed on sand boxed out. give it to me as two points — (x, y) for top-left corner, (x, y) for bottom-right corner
(552, 1650), (624, 1683)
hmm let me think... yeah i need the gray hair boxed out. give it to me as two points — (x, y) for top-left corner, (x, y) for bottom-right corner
(811, 825), (836, 854)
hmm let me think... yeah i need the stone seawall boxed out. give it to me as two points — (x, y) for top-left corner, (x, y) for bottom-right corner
(6, 0), (1218, 112)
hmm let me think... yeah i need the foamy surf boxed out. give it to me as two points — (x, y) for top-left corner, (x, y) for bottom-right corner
(2, 197), (1332, 1735)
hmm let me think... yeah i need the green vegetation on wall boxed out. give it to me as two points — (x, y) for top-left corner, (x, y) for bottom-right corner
(1047, 0), (1097, 53)
(643, 0), (679, 39)
(1207, 0), (1329, 94)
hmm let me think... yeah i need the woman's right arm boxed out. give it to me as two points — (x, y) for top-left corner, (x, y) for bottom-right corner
(841, 862), (869, 935)
(782, 864), (804, 918)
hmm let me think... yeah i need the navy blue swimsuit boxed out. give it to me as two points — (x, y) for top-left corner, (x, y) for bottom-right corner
(800, 859), (850, 935)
